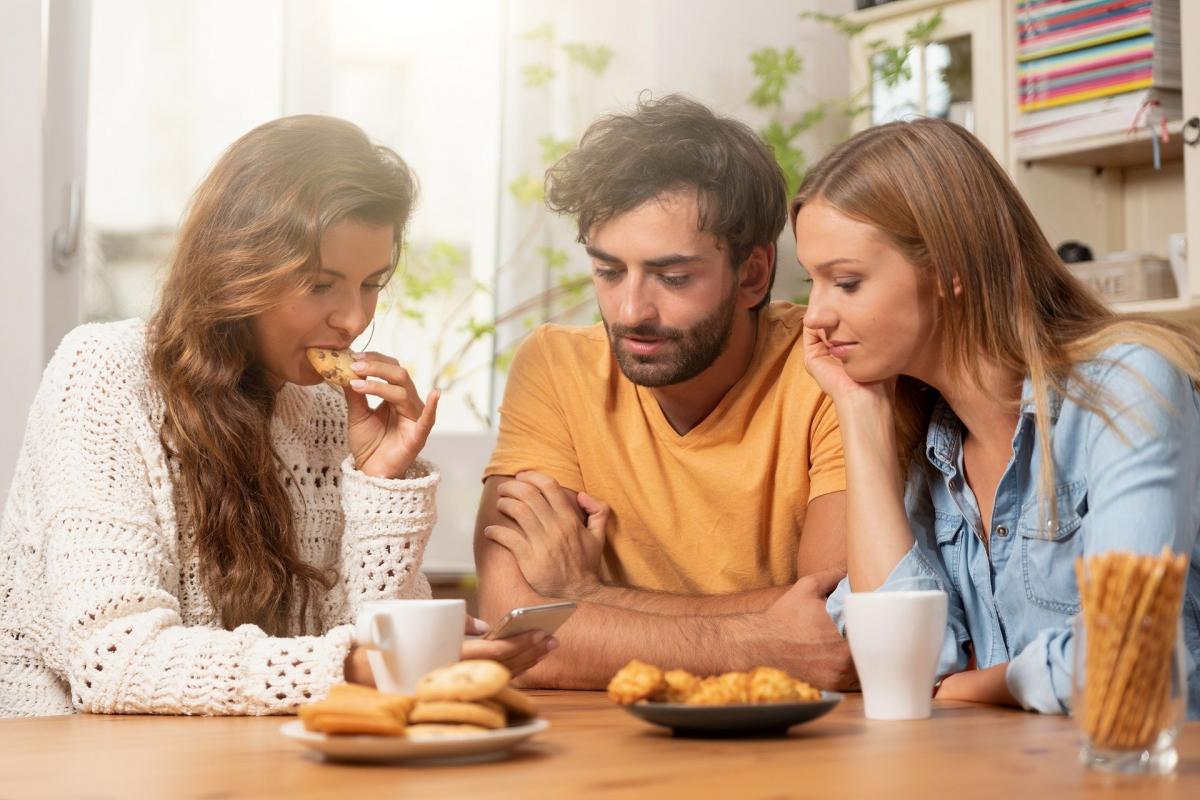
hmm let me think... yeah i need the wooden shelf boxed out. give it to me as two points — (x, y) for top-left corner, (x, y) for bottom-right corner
(845, 0), (951, 25)
(1113, 296), (1200, 322)
(1015, 120), (1186, 169)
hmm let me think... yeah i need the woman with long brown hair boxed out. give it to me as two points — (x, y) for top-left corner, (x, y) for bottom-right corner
(794, 117), (1200, 717)
(0, 116), (551, 717)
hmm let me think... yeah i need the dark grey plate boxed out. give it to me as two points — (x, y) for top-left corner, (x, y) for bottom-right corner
(622, 692), (843, 737)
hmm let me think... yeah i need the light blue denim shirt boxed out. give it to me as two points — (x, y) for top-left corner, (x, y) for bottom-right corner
(827, 343), (1200, 719)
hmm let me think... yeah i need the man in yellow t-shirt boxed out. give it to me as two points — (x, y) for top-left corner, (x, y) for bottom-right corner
(475, 95), (851, 690)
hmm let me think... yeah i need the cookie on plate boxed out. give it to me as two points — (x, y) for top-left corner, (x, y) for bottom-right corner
(492, 685), (538, 719)
(415, 659), (511, 702)
(405, 723), (490, 740)
(606, 660), (665, 705)
(409, 700), (506, 730)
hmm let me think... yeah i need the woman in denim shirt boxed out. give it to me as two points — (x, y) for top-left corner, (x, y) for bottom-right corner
(793, 118), (1200, 718)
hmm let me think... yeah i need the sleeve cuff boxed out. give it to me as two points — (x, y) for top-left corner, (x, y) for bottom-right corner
(340, 456), (439, 537)
(1005, 630), (1072, 715)
(825, 546), (944, 635)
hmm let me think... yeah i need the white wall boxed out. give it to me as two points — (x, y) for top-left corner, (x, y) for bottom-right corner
(0, 0), (47, 496)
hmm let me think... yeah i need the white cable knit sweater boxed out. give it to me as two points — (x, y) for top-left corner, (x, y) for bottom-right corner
(0, 320), (438, 717)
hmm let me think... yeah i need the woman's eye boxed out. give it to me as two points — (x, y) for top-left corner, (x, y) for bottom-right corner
(835, 280), (861, 293)
(362, 283), (386, 291)
(310, 284), (333, 294)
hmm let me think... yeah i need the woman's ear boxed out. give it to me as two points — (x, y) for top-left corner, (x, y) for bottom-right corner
(737, 244), (774, 308)
(936, 273), (963, 300)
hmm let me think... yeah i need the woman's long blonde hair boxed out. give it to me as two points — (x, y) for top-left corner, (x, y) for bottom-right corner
(147, 116), (417, 634)
(791, 118), (1200, 519)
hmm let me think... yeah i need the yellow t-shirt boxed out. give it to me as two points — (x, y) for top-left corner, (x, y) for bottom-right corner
(484, 302), (845, 595)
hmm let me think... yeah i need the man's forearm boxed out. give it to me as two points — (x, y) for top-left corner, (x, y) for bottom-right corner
(513, 601), (852, 691)
(574, 583), (786, 615)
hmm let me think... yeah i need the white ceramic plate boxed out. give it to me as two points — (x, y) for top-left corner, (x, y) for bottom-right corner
(280, 717), (549, 765)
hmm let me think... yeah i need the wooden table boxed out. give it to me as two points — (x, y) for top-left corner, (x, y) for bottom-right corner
(1, 693), (1196, 799)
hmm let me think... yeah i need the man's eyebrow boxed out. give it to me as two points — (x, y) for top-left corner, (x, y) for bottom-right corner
(318, 265), (393, 279)
(585, 246), (703, 269)
(585, 245), (623, 265)
(801, 257), (861, 274)
(643, 253), (703, 268)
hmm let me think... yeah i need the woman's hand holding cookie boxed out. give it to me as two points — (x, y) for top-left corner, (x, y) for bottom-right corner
(343, 351), (439, 479)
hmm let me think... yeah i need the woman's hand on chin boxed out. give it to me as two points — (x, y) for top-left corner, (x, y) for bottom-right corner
(802, 327), (895, 409)
(342, 350), (439, 478)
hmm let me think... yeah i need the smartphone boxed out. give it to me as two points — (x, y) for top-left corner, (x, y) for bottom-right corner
(483, 601), (577, 640)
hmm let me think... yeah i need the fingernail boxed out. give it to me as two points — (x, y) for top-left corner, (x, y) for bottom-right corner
(546, 637), (559, 651)
(350, 379), (368, 390)
(351, 361), (368, 372)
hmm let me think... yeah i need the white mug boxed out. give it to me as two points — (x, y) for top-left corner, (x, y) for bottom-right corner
(354, 599), (465, 693)
(844, 589), (948, 720)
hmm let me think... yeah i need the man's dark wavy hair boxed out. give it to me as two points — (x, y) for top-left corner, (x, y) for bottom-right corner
(544, 93), (788, 311)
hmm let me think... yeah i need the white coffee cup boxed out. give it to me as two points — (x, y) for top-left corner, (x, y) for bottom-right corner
(354, 599), (465, 693)
(844, 589), (948, 720)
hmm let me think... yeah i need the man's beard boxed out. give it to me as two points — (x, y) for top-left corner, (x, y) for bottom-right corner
(603, 291), (738, 387)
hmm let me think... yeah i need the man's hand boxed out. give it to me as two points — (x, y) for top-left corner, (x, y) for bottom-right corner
(483, 471), (609, 600)
(759, 567), (858, 691)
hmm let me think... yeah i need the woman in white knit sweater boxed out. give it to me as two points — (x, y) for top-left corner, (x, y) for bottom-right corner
(0, 116), (553, 717)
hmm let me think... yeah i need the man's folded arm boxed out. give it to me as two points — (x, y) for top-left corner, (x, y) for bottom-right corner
(474, 477), (854, 689)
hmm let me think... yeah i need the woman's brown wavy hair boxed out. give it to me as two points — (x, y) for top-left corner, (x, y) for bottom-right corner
(147, 115), (417, 634)
(790, 117), (1200, 524)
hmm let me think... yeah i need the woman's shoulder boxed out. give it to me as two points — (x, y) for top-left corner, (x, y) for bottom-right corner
(42, 319), (152, 404)
(1075, 341), (1193, 397)
(51, 318), (148, 367)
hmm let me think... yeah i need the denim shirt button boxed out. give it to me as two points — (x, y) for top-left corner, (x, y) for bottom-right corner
(995, 524), (1009, 538)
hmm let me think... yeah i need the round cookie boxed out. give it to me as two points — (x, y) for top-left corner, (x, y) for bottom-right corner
(492, 685), (538, 719)
(416, 660), (511, 702)
(405, 723), (489, 740)
(305, 347), (356, 388)
(409, 700), (506, 730)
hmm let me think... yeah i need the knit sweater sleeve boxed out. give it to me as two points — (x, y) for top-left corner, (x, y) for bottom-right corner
(24, 324), (349, 715)
(332, 455), (439, 617)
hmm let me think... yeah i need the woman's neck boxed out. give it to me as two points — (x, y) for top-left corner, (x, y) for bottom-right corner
(918, 358), (1024, 452)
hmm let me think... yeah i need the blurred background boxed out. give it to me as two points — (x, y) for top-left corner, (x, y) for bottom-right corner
(4, 0), (1197, 580)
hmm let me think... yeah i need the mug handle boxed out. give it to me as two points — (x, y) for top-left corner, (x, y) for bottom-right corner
(354, 609), (398, 651)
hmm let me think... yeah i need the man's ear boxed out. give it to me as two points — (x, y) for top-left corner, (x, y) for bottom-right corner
(737, 243), (774, 308)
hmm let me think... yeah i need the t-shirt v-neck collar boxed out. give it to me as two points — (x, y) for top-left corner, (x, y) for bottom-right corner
(635, 311), (768, 447)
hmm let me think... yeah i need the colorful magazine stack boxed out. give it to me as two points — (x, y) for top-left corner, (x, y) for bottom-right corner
(1015, 0), (1181, 149)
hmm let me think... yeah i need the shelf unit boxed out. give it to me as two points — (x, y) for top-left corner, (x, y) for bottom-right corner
(845, 0), (1200, 324)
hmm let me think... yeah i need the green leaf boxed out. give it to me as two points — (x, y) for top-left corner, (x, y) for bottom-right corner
(494, 350), (515, 373)
(798, 10), (866, 37)
(508, 174), (545, 206)
(538, 135), (574, 166)
(462, 315), (496, 339)
(537, 245), (569, 271)
(748, 47), (804, 108)
(904, 10), (944, 45)
(522, 63), (555, 87)
(519, 23), (555, 42)
(562, 43), (614, 76)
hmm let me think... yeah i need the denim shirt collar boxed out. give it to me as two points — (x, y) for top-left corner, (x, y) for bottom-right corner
(923, 378), (1063, 477)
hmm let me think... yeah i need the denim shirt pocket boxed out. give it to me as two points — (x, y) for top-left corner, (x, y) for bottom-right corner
(933, 511), (965, 586)
(1017, 480), (1087, 614)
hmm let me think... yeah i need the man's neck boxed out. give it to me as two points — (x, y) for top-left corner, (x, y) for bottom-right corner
(650, 311), (760, 435)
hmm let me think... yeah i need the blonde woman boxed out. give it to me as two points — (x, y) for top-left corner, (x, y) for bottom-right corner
(794, 118), (1200, 717)
(0, 116), (551, 717)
